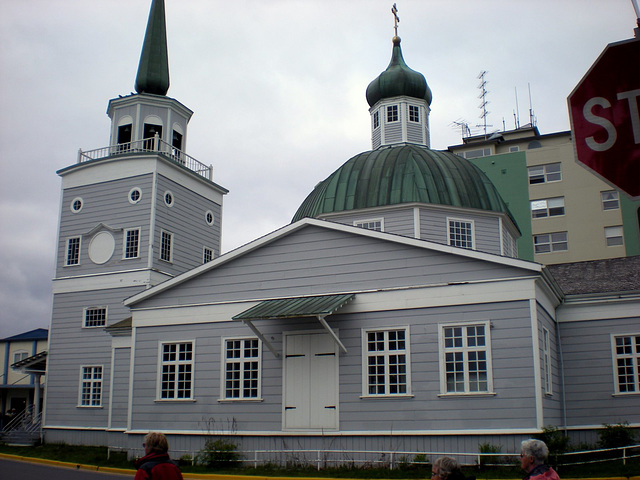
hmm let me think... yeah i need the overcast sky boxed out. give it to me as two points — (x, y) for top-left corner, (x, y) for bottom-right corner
(0, 0), (636, 339)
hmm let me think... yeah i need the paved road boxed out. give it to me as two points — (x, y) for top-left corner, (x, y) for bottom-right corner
(0, 458), (133, 479)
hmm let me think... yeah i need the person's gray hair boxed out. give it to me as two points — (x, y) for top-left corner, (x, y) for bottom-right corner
(433, 456), (460, 478)
(521, 439), (549, 464)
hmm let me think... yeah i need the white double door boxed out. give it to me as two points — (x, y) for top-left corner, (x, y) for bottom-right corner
(283, 331), (339, 430)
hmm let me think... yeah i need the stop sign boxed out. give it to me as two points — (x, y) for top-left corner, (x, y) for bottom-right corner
(568, 38), (640, 198)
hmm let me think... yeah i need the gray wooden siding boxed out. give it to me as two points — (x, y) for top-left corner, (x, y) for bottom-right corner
(135, 225), (530, 310)
(407, 121), (423, 144)
(560, 316), (640, 427)
(384, 122), (402, 143)
(45, 287), (140, 428)
(537, 305), (563, 427)
(57, 174), (154, 277)
(153, 174), (222, 276)
(325, 207), (416, 238)
(110, 347), (131, 429)
(128, 300), (536, 434)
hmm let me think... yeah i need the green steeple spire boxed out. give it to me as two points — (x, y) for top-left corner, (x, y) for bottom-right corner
(135, 0), (170, 96)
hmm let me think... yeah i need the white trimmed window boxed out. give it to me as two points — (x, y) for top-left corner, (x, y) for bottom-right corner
(66, 236), (81, 266)
(70, 197), (83, 213)
(203, 247), (214, 263)
(363, 327), (410, 396)
(528, 163), (561, 184)
(222, 337), (261, 400)
(123, 228), (140, 259)
(462, 148), (491, 159)
(534, 232), (568, 254)
(531, 197), (565, 218)
(354, 218), (383, 232)
(601, 191), (620, 210)
(386, 105), (399, 123)
(542, 327), (552, 395)
(12, 351), (28, 367)
(84, 307), (107, 327)
(373, 111), (379, 129)
(159, 341), (194, 400)
(448, 218), (474, 249)
(439, 322), (493, 394)
(160, 230), (173, 262)
(605, 226), (624, 246)
(79, 366), (103, 407)
(409, 105), (419, 122)
(612, 334), (640, 394)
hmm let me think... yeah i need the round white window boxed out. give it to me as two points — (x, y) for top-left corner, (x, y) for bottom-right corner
(70, 197), (83, 213)
(164, 191), (174, 207)
(129, 187), (142, 204)
(88, 231), (116, 264)
(205, 210), (215, 226)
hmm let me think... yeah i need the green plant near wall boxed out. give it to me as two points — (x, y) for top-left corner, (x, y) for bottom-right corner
(196, 438), (241, 468)
(598, 422), (638, 449)
(534, 425), (570, 456)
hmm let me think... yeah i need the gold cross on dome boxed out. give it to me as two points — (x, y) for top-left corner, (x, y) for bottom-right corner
(391, 3), (400, 36)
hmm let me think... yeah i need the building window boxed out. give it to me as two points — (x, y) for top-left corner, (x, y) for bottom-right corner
(66, 237), (81, 266)
(605, 226), (624, 246)
(164, 191), (174, 207)
(222, 338), (261, 400)
(534, 232), (568, 254)
(160, 230), (173, 262)
(354, 218), (383, 232)
(203, 247), (214, 263)
(84, 307), (107, 327)
(462, 148), (491, 159)
(601, 191), (620, 210)
(612, 334), (640, 394)
(70, 197), (83, 213)
(528, 163), (561, 184)
(531, 197), (565, 218)
(439, 323), (493, 394)
(205, 210), (215, 226)
(79, 366), (103, 407)
(386, 105), (399, 123)
(373, 111), (379, 129)
(542, 327), (552, 395)
(509, 146), (520, 152)
(448, 218), (474, 249)
(129, 187), (142, 204)
(12, 351), (28, 367)
(363, 327), (410, 396)
(409, 105), (419, 122)
(124, 228), (140, 259)
(159, 341), (194, 400)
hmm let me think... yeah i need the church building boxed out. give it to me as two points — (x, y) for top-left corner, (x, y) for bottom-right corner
(42, 0), (639, 463)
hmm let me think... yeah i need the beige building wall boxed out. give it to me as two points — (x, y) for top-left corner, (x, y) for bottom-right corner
(1, 338), (47, 386)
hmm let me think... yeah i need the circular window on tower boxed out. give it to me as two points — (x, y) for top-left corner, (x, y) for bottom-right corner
(70, 197), (83, 213)
(164, 191), (174, 207)
(129, 187), (142, 204)
(205, 210), (215, 226)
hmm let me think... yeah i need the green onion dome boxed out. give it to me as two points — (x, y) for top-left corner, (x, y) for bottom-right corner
(365, 36), (432, 107)
(292, 144), (516, 226)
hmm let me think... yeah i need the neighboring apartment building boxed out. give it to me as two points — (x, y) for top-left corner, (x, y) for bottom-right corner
(448, 127), (640, 264)
(0, 328), (48, 424)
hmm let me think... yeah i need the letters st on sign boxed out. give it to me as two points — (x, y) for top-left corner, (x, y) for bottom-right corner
(568, 38), (640, 198)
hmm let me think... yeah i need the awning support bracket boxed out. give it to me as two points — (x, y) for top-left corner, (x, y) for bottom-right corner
(317, 315), (347, 354)
(243, 319), (281, 358)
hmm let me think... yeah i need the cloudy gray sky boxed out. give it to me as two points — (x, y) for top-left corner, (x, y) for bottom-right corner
(0, 0), (636, 338)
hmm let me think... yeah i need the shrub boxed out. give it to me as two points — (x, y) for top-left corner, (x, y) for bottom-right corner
(598, 422), (638, 449)
(478, 442), (503, 467)
(534, 425), (570, 455)
(196, 438), (241, 468)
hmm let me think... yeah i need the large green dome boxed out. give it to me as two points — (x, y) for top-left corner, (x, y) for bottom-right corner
(292, 144), (515, 225)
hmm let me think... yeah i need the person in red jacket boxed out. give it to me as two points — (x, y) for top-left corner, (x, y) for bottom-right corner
(520, 439), (560, 480)
(134, 431), (183, 480)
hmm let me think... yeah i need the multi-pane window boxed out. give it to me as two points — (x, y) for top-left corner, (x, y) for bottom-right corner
(203, 247), (214, 264)
(386, 105), (399, 122)
(448, 219), (474, 249)
(534, 232), (568, 254)
(160, 342), (193, 400)
(462, 148), (491, 159)
(79, 366), (103, 406)
(601, 191), (620, 210)
(440, 323), (492, 394)
(605, 226), (624, 246)
(613, 334), (640, 393)
(528, 163), (561, 184)
(223, 338), (261, 400)
(124, 228), (140, 259)
(542, 327), (552, 395)
(354, 218), (383, 232)
(66, 237), (81, 266)
(12, 351), (28, 366)
(409, 105), (419, 122)
(84, 307), (107, 327)
(373, 111), (379, 129)
(364, 328), (410, 396)
(160, 230), (173, 262)
(531, 197), (565, 218)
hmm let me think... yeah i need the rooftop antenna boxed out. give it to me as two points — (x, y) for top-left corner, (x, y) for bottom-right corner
(528, 83), (536, 127)
(392, 3), (400, 36)
(514, 87), (521, 129)
(450, 119), (472, 139)
(476, 71), (492, 138)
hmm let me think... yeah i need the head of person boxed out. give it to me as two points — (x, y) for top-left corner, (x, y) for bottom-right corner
(520, 439), (549, 472)
(432, 456), (460, 480)
(143, 432), (169, 456)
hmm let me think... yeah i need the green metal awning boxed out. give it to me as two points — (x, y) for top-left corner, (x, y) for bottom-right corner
(233, 294), (355, 357)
